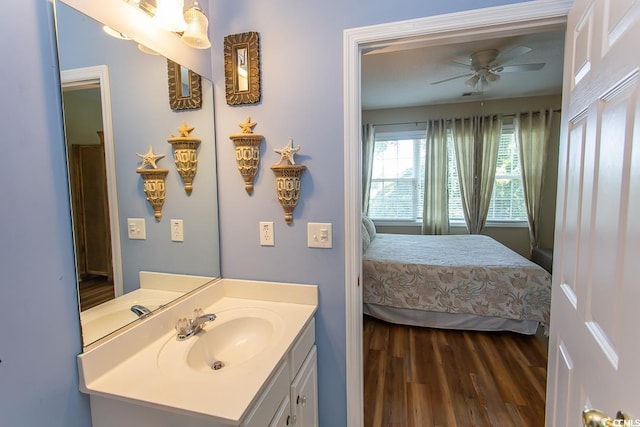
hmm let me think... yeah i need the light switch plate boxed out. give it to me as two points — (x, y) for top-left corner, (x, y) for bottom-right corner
(307, 222), (332, 248)
(127, 218), (146, 240)
(170, 219), (184, 242)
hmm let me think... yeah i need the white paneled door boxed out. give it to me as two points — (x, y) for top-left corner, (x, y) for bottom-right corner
(546, 0), (640, 425)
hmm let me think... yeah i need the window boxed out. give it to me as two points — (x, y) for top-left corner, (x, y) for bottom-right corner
(367, 126), (527, 224)
(447, 125), (527, 223)
(368, 131), (426, 222)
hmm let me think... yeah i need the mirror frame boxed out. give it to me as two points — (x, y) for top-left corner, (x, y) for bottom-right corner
(167, 59), (203, 110)
(224, 32), (261, 105)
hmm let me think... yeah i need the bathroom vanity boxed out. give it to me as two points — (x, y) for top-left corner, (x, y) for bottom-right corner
(78, 278), (318, 426)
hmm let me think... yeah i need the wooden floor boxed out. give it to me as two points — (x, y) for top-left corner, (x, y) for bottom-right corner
(363, 315), (548, 427)
(78, 275), (114, 311)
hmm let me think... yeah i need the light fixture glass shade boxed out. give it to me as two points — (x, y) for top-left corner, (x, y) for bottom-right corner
(485, 72), (499, 82)
(138, 43), (160, 55)
(182, 4), (211, 49)
(153, 0), (187, 32)
(102, 25), (130, 40)
(465, 75), (479, 88)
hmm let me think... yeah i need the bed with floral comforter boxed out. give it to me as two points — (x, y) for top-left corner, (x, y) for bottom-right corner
(362, 233), (552, 333)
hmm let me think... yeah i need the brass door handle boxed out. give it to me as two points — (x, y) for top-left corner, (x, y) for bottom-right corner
(583, 408), (630, 427)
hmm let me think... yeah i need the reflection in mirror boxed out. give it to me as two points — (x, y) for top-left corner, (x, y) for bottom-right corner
(236, 47), (249, 92)
(55, 1), (220, 348)
(180, 65), (191, 97)
(167, 59), (202, 110)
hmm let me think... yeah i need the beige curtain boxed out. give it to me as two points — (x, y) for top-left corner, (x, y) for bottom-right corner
(515, 110), (553, 251)
(362, 124), (375, 214)
(451, 115), (503, 234)
(422, 119), (449, 235)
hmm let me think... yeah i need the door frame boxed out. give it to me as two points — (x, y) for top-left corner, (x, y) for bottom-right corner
(342, 1), (572, 424)
(61, 65), (123, 298)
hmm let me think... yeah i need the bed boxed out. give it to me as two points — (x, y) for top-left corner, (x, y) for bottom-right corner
(361, 218), (552, 335)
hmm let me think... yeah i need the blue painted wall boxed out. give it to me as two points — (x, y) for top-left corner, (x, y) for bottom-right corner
(0, 0), (526, 426)
(0, 1), (92, 426)
(210, 1), (527, 426)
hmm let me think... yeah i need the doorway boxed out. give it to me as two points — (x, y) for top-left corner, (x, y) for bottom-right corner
(342, 1), (573, 424)
(61, 66), (123, 309)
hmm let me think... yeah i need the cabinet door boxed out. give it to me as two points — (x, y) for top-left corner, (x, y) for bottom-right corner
(269, 394), (292, 427)
(291, 346), (318, 427)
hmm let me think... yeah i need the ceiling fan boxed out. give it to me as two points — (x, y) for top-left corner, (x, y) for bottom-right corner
(431, 46), (545, 91)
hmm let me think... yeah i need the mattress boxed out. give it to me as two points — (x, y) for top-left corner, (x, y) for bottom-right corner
(362, 233), (552, 331)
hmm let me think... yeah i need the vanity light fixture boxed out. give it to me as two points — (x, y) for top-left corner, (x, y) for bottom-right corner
(123, 0), (211, 50)
(102, 25), (130, 40)
(181, 1), (211, 49)
(153, 0), (187, 32)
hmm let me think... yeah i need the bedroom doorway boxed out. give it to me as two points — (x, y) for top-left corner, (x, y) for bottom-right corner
(343, 1), (572, 425)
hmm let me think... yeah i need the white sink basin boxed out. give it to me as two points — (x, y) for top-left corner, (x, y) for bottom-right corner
(158, 307), (283, 374)
(187, 317), (273, 371)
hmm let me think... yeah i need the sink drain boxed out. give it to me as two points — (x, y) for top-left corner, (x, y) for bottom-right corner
(211, 360), (224, 370)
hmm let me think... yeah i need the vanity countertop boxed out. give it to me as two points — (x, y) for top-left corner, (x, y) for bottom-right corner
(77, 278), (317, 425)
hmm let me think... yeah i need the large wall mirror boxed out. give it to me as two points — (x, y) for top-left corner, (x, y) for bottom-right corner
(55, 1), (220, 348)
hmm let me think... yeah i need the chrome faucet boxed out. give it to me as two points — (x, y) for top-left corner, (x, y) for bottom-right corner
(175, 308), (216, 341)
(130, 304), (152, 318)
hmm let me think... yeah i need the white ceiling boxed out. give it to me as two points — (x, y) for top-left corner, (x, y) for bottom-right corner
(361, 29), (566, 110)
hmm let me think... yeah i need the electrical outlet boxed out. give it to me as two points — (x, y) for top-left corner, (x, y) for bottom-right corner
(307, 222), (332, 248)
(127, 218), (146, 240)
(259, 221), (274, 246)
(170, 219), (184, 242)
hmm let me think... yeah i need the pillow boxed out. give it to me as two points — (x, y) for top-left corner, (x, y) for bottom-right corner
(362, 215), (376, 241)
(361, 223), (371, 252)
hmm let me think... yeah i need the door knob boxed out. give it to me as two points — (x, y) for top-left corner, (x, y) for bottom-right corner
(583, 408), (630, 427)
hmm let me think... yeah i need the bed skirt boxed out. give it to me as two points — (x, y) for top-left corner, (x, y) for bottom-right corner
(364, 303), (540, 335)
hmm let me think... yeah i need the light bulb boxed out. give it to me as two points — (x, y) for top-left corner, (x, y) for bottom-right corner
(153, 0), (187, 32)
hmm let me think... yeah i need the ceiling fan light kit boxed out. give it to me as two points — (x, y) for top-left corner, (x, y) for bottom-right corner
(432, 46), (546, 92)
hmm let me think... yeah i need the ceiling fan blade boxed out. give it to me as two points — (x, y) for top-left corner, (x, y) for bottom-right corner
(496, 45), (532, 64)
(494, 63), (545, 73)
(450, 60), (472, 70)
(430, 73), (474, 85)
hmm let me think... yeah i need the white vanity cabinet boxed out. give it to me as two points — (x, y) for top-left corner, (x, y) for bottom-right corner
(79, 279), (318, 427)
(246, 319), (318, 427)
(289, 346), (318, 426)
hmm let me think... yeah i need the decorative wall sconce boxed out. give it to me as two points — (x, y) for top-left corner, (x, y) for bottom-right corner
(136, 146), (169, 221)
(167, 121), (201, 195)
(271, 139), (306, 224)
(230, 116), (263, 195)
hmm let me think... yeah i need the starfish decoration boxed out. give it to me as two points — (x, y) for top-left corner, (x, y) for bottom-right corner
(136, 145), (165, 169)
(176, 121), (195, 137)
(239, 116), (257, 134)
(274, 138), (301, 165)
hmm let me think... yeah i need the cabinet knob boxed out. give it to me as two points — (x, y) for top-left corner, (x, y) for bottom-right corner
(286, 414), (297, 425)
(297, 395), (307, 406)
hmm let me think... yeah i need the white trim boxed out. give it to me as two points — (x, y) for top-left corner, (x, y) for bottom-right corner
(61, 65), (124, 298)
(343, 1), (572, 425)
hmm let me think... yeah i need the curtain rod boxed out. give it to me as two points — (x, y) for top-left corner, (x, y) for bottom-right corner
(372, 108), (561, 127)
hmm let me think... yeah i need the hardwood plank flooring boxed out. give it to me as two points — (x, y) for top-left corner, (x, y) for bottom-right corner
(78, 275), (114, 311)
(363, 315), (548, 427)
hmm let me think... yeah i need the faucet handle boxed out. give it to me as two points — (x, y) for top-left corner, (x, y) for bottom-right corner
(175, 317), (190, 334)
(193, 308), (204, 318)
